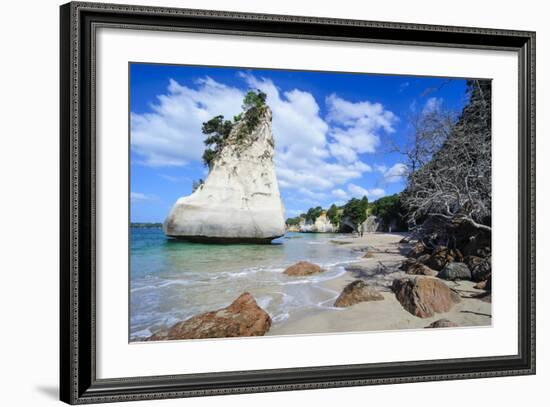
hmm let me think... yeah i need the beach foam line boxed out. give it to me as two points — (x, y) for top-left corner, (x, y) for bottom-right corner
(130, 279), (198, 293)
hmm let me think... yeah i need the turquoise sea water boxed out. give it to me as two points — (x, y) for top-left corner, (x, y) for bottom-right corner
(130, 227), (359, 341)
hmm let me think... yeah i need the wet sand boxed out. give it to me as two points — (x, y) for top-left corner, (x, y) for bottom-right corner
(268, 232), (492, 336)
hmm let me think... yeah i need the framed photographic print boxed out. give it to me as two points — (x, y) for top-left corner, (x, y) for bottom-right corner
(60, 1), (536, 404)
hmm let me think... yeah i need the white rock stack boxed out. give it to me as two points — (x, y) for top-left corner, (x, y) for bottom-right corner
(300, 213), (338, 233)
(164, 107), (286, 243)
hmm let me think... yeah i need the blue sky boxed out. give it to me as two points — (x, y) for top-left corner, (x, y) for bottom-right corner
(130, 63), (468, 222)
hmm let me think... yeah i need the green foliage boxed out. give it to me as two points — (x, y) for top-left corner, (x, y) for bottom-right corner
(202, 115), (233, 140)
(201, 90), (268, 168)
(242, 90), (267, 111)
(236, 90), (268, 141)
(342, 196), (369, 230)
(304, 206), (324, 222)
(201, 149), (217, 169)
(370, 194), (406, 229)
(326, 204), (341, 225)
(201, 115), (234, 168)
(285, 216), (303, 226)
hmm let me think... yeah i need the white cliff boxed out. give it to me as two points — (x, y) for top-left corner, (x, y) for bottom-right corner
(299, 213), (338, 233)
(164, 107), (285, 243)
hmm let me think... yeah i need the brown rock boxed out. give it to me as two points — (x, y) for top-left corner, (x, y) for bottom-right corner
(284, 261), (324, 276)
(417, 253), (431, 264)
(407, 242), (428, 258)
(424, 246), (463, 271)
(400, 258), (438, 276)
(407, 262), (439, 277)
(334, 280), (384, 307)
(425, 319), (459, 328)
(467, 255), (491, 282)
(400, 258), (417, 271)
(148, 293), (271, 341)
(465, 255), (484, 271)
(391, 277), (461, 318)
(473, 280), (488, 290)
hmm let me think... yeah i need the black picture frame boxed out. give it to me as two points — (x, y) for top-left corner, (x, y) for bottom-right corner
(60, 2), (536, 404)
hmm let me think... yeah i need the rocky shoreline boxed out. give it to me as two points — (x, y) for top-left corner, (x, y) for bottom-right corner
(144, 233), (491, 342)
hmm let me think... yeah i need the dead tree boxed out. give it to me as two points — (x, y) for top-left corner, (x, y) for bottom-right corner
(401, 80), (492, 245)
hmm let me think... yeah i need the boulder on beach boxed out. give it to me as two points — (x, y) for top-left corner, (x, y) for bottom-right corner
(407, 242), (428, 258)
(407, 263), (438, 277)
(163, 107), (285, 243)
(466, 255), (491, 282)
(424, 246), (463, 271)
(283, 261), (324, 276)
(425, 319), (459, 328)
(437, 262), (472, 281)
(147, 293), (271, 340)
(473, 280), (488, 290)
(416, 253), (431, 264)
(334, 280), (384, 307)
(400, 258), (438, 276)
(391, 276), (461, 318)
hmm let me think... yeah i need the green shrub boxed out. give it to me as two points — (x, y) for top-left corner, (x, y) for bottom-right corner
(304, 206), (324, 222)
(370, 194), (407, 231)
(286, 216), (303, 226)
(342, 196), (369, 230)
(326, 204), (341, 225)
(201, 90), (268, 168)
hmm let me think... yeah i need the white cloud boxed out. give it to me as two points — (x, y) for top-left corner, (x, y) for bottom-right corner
(297, 187), (328, 200)
(422, 97), (443, 114)
(374, 164), (388, 174)
(326, 94), (398, 163)
(131, 74), (397, 206)
(347, 183), (370, 197)
(285, 208), (305, 218)
(240, 73), (373, 193)
(347, 184), (386, 199)
(381, 163), (408, 183)
(332, 188), (349, 200)
(131, 192), (158, 202)
(131, 77), (244, 167)
(368, 188), (386, 198)
(159, 174), (190, 183)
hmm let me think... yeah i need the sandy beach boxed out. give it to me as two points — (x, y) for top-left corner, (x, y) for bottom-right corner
(269, 232), (491, 336)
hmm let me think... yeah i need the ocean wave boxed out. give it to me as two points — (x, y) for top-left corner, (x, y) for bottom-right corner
(130, 279), (196, 293)
(272, 312), (290, 323)
(131, 328), (152, 339)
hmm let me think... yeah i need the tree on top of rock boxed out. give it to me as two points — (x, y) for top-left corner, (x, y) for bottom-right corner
(201, 115), (233, 169)
(201, 89), (268, 169)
